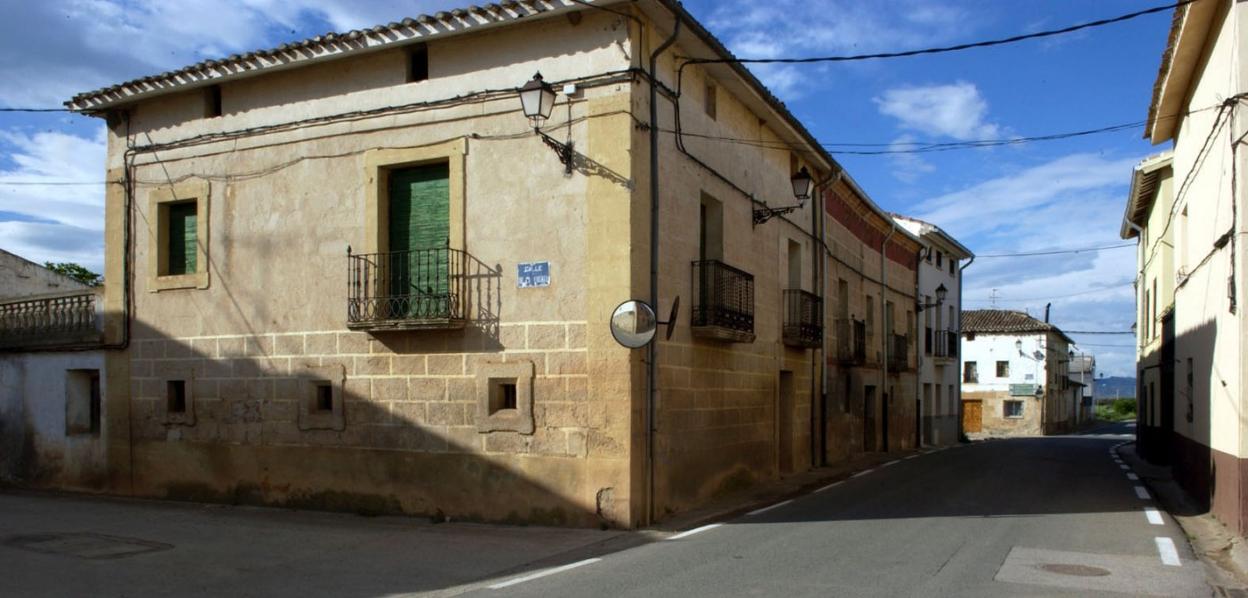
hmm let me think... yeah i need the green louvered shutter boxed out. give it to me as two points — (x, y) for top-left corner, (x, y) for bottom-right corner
(388, 164), (450, 317)
(167, 202), (197, 275)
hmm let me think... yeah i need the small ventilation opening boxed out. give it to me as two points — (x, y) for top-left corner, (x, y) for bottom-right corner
(314, 382), (333, 412)
(489, 379), (518, 414)
(205, 85), (222, 118)
(408, 44), (429, 83)
(167, 380), (187, 413)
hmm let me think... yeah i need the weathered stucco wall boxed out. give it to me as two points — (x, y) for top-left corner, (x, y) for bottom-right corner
(0, 249), (90, 299)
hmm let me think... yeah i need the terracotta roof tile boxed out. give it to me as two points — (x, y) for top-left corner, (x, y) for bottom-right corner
(962, 309), (1068, 338)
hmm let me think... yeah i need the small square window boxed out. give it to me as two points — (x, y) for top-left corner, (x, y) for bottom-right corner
(408, 44), (429, 83)
(996, 361), (1010, 378)
(205, 85), (222, 118)
(167, 380), (187, 414)
(490, 380), (518, 414)
(1004, 400), (1024, 418)
(66, 369), (101, 436)
(314, 382), (333, 412)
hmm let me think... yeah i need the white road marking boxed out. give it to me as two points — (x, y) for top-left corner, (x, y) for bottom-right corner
(1120, 464), (1131, 471)
(814, 481), (843, 493)
(1134, 486), (1151, 500)
(747, 499), (793, 516)
(852, 469), (875, 478)
(1127, 473), (1139, 481)
(882, 460), (899, 467)
(1145, 508), (1164, 525)
(904, 454), (920, 460)
(667, 523), (722, 541)
(488, 558), (602, 589)
(1155, 537), (1181, 566)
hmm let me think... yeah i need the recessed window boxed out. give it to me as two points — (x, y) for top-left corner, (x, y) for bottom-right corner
(963, 361), (978, 383)
(167, 380), (187, 414)
(936, 251), (943, 267)
(65, 369), (101, 436)
(407, 44), (429, 83)
(704, 81), (717, 120)
(314, 382), (333, 412)
(996, 360), (1010, 378)
(1004, 400), (1024, 418)
(205, 85), (222, 118)
(490, 379), (518, 414)
(949, 259), (956, 275)
(161, 200), (198, 276)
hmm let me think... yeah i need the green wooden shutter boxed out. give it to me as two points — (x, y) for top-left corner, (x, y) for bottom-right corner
(387, 164), (450, 317)
(167, 202), (197, 275)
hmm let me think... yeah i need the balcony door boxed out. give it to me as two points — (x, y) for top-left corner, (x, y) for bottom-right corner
(388, 163), (450, 318)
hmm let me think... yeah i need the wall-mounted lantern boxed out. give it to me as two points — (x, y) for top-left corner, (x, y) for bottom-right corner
(753, 167), (813, 226)
(519, 72), (573, 174)
(916, 283), (947, 312)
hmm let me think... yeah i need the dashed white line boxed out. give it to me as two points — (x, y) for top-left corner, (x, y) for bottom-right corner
(667, 523), (722, 541)
(1145, 508), (1164, 525)
(488, 558), (602, 589)
(1120, 465), (1131, 471)
(1127, 473), (1140, 481)
(881, 460), (899, 467)
(904, 454), (920, 460)
(1155, 537), (1181, 566)
(747, 499), (793, 516)
(1134, 486), (1151, 500)
(814, 481), (843, 493)
(852, 469), (876, 478)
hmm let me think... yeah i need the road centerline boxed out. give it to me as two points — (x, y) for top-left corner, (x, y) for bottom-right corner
(487, 558), (602, 589)
(1145, 508), (1164, 525)
(667, 523), (722, 541)
(1134, 486), (1150, 500)
(747, 500), (793, 516)
(1155, 537), (1181, 566)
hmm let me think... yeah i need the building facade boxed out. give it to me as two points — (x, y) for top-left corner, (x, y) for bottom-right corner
(15, 0), (925, 528)
(892, 215), (973, 446)
(960, 310), (1077, 438)
(1068, 351), (1096, 424)
(1124, 0), (1248, 538)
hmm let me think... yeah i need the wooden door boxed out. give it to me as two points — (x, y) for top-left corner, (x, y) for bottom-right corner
(963, 400), (983, 433)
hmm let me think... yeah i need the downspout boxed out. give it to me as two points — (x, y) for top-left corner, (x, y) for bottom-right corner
(880, 220), (897, 450)
(957, 255), (974, 441)
(810, 182), (822, 466)
(914, 246), (928, 447)
(646, 16), (681, 528)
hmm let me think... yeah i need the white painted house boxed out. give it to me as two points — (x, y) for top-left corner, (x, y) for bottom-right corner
(893, 215), (973, 446)
(960, 310), (1078, 437)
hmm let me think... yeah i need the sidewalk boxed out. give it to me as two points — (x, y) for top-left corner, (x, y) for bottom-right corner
(1116, 442), (1248, 595)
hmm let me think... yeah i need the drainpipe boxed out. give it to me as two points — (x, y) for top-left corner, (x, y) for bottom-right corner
(914, 246), (928, 447)
(646, 16), (681, 528)
(957, 255), (974, 441)
(880, 221), (897, 451)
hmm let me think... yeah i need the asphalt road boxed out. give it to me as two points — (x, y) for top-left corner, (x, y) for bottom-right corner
(474, 422), (1211, 597)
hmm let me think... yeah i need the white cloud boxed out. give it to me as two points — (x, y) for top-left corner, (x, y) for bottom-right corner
(887, 134), (935, 183)
(911, 152), (1142, 375)
(875, 81), (1001, 140)
(0, 128), (107, 272)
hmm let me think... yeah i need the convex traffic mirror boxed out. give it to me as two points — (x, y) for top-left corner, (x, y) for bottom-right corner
(609, 297), (679, 349)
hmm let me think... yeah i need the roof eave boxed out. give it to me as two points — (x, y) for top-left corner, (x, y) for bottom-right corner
(1146, 0), (1219, 144)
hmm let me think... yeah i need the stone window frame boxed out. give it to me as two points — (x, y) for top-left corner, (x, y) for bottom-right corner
(476, 361), (535, 435)
(147, 179), (211, 292)
(298, 364), (346, 431)
(1004, 400), (1024, 419)
(362, 138), (467, 256)
(157, 364), (196, 426)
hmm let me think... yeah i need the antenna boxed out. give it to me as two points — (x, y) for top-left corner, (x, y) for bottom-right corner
(989, 288), (1001, 308)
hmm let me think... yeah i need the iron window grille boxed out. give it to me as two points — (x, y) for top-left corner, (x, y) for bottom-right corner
(782, 289), (822, 348)
(835, 318), (867, 364)
(887, 333), (910, 371)
(348, 247), (467, 330)
(691, 259), (754, 335)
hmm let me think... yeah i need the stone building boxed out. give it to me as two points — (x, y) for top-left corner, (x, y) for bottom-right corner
(47, 0), (920, 527)
(892, 215), (973, 447)
(1124, 0), (1248, 539)
(960, 310), (1078, 438)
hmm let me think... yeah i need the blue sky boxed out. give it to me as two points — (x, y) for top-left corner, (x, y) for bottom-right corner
(0, 0), (1169, 375)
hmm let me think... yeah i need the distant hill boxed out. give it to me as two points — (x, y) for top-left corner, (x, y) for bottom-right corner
(1094, 376), (1136, 400)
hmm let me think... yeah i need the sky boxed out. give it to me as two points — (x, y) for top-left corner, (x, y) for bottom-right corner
(0, 0), (1170, 376)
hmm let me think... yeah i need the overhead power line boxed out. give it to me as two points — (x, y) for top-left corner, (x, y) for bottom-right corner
(975, 243), (1136, 258)
(0, 108), (71, 113)
(1063, 330), (1135, 335)
(965, 282), (1134, 302)
(681, 0), (1194, 67)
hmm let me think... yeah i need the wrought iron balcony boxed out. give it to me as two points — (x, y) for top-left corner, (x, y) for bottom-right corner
(691, 259), (755, 343)
(782, 289), (821, 348)
(887, 333), (910, 371)
(835, 318), (866, 365)
(933, 330), (958, 359)
(348, 247), (468, 331)
(0, 290), (102, 350)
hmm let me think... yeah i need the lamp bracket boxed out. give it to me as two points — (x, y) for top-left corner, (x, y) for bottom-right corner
(753, 204), (800, 226)
(537, 129), (574, 175)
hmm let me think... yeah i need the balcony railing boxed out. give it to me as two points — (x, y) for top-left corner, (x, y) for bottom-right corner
(933, 330), (958, 359)
(691, 259), (755, 342)
(887, 333), (910, 371)
(782, 289), (821, 348)
(835, 318), (866, 365)
(348, 247), (468, 331)
(0, 291), (101, 350)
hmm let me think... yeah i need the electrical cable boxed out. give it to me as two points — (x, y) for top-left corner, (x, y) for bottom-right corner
(975, 243), (1136, 258)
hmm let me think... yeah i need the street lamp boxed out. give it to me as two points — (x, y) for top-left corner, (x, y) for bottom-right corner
(519, 72), (573, 174)
(916, 283), (947, 312)
(753, 167), (814, 225)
